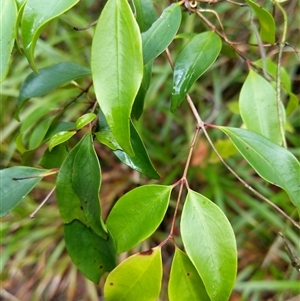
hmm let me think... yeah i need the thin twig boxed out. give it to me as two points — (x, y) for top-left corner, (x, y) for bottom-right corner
(165, 47), (300, 230)
(30, 186), (56, 219)
(74, 20), (98, 31)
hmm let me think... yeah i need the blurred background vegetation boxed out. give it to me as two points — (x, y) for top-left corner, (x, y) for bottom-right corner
(1, 0), (299, 300)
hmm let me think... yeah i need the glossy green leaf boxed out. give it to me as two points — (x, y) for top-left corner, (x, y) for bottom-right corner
(0, 166), (46, 217)
(91, 0), (143, 156)
(181, 190), (237, 301)
(239, 69), (281, 145)
(168, 248), (210, 301)
(142, 3), (181, 65)
(245, 0), (275, 43)
(171, 32), (222, 112)
(75, 113), (97, 130)
(104, 247), (162, 301)
(0, 0), (17, 83)
(48, 131), (76, 151)
(133, 0), (158, 32)
(64, 220), (116, 283)
(254, 59), (299, 115)
(21, 0), (80, 71)
(17, 62), (91, 115)
(56, 133), (107, 237)
(96, 118), (160, 179)
(219, 127), (300, 210)
(106, 185), (172, 253)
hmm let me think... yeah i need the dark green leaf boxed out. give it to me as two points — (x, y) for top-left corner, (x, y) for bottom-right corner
(133, 0), (158, 32)
(96, 119), (160, 179)
(21, 0), (80, 71)
(106, 185), (172, 253)
(104, 247), (162, 301)
(0, 167), (46, 217)
(219, 127), (300, 210)
(171, 31), (222, 112)
(39, 144), (68, 169)
(132, 62), (153, 120)
(64, 220), (116, 283)
(181, 190), (237, 301)
(17, 62), (91, 115)
(142, 3), (182, 65)
(56, 133), (107, 237)
(91, 0), (143, 156)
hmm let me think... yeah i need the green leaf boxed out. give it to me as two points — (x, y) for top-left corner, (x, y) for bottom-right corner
(0, 0), (17, 83)
(0, 166), (46, 217)
(56, 133), (107, 237)
(245, 0), (275, 43)
(171, 31), (222, 112)
(96, 118), (160, 179)
(72, 133), (107, 237)
(254, 58), (299, 115)
(17, 62), (91, 115)
(64, 220), (116, 283)
(39, 144), (68, 169)
(132, 62), (153, 120)
(28, 116), (56, 150)
(168, 248), (210, 301)
(48, 131), (76, 151)
(75, 113), (97, 130)
(21, 0), (80, 71)
(239, 69), (281, 145)
(104, 247), (162, 301)
(181, 190), (237, 301)
(91, 0), (143, 156)
(142, 3), (181, 65)
(106, 185), (172, 253)
(219, 127), (300, 210)
(133, 0), (158, 33)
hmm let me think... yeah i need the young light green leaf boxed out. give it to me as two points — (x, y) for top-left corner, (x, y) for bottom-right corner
(56, 133), (107, 237)
(171, 32), (222, 112)
(104, 247), (162, 301)
(96, 118), (160, 179)
(21, 0), (80, 71)
(28, 116), (56, 150)
(17, 62), (91, 115)
(181, 190), (237, 301)
(254, 58), (299, 115)
(133, 0), (158, 33)
(106, 185), (172, 253)
(219, 126), (300, 210)
(1, 0), (17, 83)
(48, 131), (76, 151)
(91, 0), (143, 156)
(64, 220), (116, 283)
(142, 3), (182, 65)
(168, 248), (210, 301)
(0, 166), (46, 217)
(245, 0), (275, 43)
(75, 113), (97, 130)
(239, 69), (281, 145)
